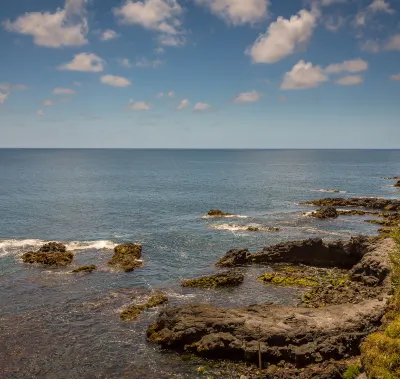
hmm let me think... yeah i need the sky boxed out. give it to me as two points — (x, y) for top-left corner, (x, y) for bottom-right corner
(0, 0), (399, 148)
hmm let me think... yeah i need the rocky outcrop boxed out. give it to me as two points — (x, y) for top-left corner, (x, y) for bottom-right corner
(216, 237), (370, 269)
(300, 197), (400, 212)
(72, 265), (97, 273)
(207, 210), (234, 217)
(181, 271), (244, 288)
(310, 207), (338, 219)
(108, 243), (142, 272)
(22, 242), (73, 266)
(395, 180), (400, 188)
(147, 299), (386, 367)
(120, 293), (168, 321)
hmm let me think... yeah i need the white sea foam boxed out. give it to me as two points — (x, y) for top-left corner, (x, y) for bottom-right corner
(311, 189), (347, 194)
(209, 223), (279, 232)
(0, 239), (117, 257)
(201, 214), (248, 219)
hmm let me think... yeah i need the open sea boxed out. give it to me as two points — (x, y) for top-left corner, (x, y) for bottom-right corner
(1, 149), (399, 378)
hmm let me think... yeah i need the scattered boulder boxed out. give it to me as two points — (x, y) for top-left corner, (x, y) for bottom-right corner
(120, 293), (168, 321)
(395, 180), (400, 188)
(108, 243), (142, 272)
(22, 242), (73, 266)
(181, 271), (244, 288)
(72, 265), (97, 273)
(215, 249), (252, 267)
(310, 207), (339, 219)
(207, 209), (234, 217)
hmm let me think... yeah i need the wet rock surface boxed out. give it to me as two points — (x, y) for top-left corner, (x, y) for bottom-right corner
(181, 271), (244, 288)
(207, 209), (234, 217)
(300, 197), (400, 211)
(120, 292), (168, 321)
(108, 243), (142, 272)
(309, 207), (338, 219)
(72, 265), (97, 273)
(22, 242), (73, 266)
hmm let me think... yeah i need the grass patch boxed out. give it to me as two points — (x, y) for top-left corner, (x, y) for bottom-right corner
(360, 229), (400, 378)
(343, 364), (361, 379)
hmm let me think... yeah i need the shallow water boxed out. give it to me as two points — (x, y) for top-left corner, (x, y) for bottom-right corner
(1, 149), (399, 378)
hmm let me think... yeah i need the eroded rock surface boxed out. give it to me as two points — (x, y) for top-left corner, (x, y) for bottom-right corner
(309, 207), (339, 219)
(108, 243), (142, 272)
(300, 197), (400, 211)
(181, 271), (244, 288)
(22, 242), (73, 266)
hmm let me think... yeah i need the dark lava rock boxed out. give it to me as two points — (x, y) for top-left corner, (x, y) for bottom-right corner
(72, 265), (97, 273)
(108, 243), (142, 272)
(147, 299), (385, 367)
(22, 242), (73, 266)
(310, 207), (339, 219)
(207, 209), (234, 217)
(121, 292), (168, 321)
(181, 271), (244, 288)
(216, 249), (252, 267)
(300, 197), (400, 212)
(216, 237), (370, 269)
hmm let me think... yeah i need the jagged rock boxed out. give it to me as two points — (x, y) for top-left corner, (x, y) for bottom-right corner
(22, 242), (73, 266)
(300, 197), (400, 212)
(181, 271), (244, 288)
(108, 243), (142, 272)
(216, 237), (370, 269)
(120, 293), (168, 321)
(72, 265), (97, 273)
(310, 207), (339, 219)
(216, 249), (252, 267)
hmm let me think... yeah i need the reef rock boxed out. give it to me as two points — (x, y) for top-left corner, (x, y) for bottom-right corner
(121, 293), (168, 321)
(207, 209), (234, 217)
(395, 180), (400, 188)
(72, 265), (97, 273)
(181, 271), (244, 288)
(216, 249), (252, 267)
(22, 242), (73, 266)
(108, 243), (142, 272)
(310, 207), (339, 219)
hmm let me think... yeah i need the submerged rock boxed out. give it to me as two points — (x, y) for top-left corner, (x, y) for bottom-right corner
(72, 265), (97, 273)
(181, 271), (244, 288)
(22, 242), (73, 266)
(207, 209), (234, 217)
(108, 243), (142, 272)
(300, 197), (400, 212)
(120, 293), (168, 321)
(258, 270), (319, 287)
(310, 207), (339, 219)
(216, 237), (370, 269)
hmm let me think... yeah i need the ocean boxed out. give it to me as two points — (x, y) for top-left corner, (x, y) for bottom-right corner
(0, 149), (399, 378)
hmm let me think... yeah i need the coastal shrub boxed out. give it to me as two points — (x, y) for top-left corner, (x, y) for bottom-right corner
(343, 364), (361, 379)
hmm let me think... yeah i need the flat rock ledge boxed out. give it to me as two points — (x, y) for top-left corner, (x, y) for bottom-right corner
(147, 238), (394, 372)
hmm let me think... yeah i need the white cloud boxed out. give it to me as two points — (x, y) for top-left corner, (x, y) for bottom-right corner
(325, 59), (368, 74)
(158, 34), (186, 46)
(127, 99), (151, 111)
(53, 88), (76, 95)
(247, 9), (317, 64)
(118, 58), (132, 68)
(100, 75), (132, 87)
(390, 73), (400, 81)
(156, 92), (164, 98)
(100, 29), (119, 41)
(136, 57), (163, 68)
(58, 53), (105, 72)
(3, 0), (88, 48)
(168, 91), (175, 98)
(281, 60), (328, 90)
(385, 34), (400, 51)
(43, 100), (53, 106)
(336, 75), (363, 85)
(361, 39), (381, 53)
(0, 83), (28, 92)
(114, 0), (185, 45)
(195, 0), (269, 25)
(324, 15), (344, 32)
(37, 109), (45, 116)
(0, 92), (8, 104)
(367, 0), (394, 14)
(177, 99), (189, 110)
(194, 102), (211, 111)
(233, 90), (262, 103)
(73, 81), (82, 87)
(155, 46), (165, 54)
(319, 0), (346, 6)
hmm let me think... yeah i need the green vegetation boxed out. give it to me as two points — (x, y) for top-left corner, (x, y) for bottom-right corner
(120, 293), (168, 321)
(343, 364), (361, 379)
(360, 229), (400, 378)
(108, 243), (142, 272)
(258, 271), (319, 287)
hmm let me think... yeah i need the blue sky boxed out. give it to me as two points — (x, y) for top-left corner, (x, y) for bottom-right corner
(0, 0), (399, 148)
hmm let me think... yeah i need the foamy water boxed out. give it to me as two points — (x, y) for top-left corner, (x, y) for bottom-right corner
(311, 189), (347, 193)
(201, 214), (248, 219)
(209, 223), (280, 232)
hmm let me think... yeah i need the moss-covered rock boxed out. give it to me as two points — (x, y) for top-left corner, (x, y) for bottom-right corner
(120, 293), (168, 321)
(22, 242), (73, 266)
(108, 243), (142, 272)
(72, 265), (97, 273)
(310, 206), (339, 219)
(207, 209), (233, 217)
(258, 271), (319, 287)
(181, 271), (244, 288)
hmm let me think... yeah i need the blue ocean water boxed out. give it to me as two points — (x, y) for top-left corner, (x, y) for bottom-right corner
(0, 149), (399, 378)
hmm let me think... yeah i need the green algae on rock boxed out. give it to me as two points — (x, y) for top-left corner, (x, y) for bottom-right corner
(258, 272), (319, 287)
(72, 265), (97, 273)
(120, 293), (168, 321)
(207, 209), (234, 217)
(108, 243), (142, 272)
(22, 242), (73, 266)
(309, 206), (339, 219)
(181, 271), (244, 288)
